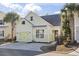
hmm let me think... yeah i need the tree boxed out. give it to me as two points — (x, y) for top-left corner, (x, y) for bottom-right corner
(61, 3), (79, 46)
(4, 12), (19, 42)
(61, 9), (71, 46)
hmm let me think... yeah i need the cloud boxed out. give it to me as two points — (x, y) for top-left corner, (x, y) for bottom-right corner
(0, 3), (22, 11)
(0, 3), (42, 16)
(0, 3), (24, 16)
(22, 4), (42, 13)
(53, 11), (61, 14)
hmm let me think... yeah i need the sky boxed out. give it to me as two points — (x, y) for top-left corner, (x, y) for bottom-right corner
(0, 3), (65, 17)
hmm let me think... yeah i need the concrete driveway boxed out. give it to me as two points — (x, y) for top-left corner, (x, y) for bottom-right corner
(0, 42), (49, 52)
(0, 48), (43, 56)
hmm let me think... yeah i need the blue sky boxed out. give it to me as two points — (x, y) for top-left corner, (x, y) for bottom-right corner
(0, 3), (65, 16)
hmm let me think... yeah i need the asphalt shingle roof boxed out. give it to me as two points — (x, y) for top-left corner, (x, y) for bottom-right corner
(41, 14), (61, 26)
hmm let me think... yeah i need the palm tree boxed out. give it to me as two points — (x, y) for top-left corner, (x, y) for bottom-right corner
(4, 12), (19, 42)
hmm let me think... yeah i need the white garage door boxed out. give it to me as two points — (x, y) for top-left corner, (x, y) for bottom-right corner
(16, 31), (32, 42)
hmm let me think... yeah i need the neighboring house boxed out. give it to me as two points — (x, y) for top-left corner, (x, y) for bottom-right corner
(0, 12), (15, 41)
(16, 12), (61, 42)
(74, 12), (79, 43)
(0, 12), (6, 40)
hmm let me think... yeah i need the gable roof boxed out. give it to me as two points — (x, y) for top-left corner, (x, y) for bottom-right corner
(41, 14), (61, 26)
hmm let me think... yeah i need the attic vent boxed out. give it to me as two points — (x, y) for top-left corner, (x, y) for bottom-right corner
(30, 16), (33, 21)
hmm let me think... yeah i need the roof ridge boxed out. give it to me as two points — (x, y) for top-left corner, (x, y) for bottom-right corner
(40, 14), (60, 17)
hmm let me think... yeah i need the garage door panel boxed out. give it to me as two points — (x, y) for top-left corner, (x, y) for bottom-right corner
(16, 32), (32, 42)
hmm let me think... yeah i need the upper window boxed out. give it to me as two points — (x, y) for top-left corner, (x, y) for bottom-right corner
(30, 16), (33, 21)
(22, 21), (25, 24)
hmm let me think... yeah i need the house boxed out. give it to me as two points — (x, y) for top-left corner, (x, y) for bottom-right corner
(74, 12), (79, 43)
(16, 12), (61, 42)
(0, 12), (15, 41)
(0, 12), (6, 40)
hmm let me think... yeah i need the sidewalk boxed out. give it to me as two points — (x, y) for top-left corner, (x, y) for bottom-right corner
(68, 48), (79, 56)
(37, 45), (79, 56)
(37, 50), (79, 56)
(37, 51), (69, 56)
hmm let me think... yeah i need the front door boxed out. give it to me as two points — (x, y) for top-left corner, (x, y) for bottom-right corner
(54, 30), (59, 44)
(54, 30), (58, 40)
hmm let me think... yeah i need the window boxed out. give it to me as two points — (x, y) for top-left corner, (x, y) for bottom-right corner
(0, 31), (4, 37)
(36, 29), (44, 38)
(30, 16), (33, 21)
(22, 21), (25, 24)
(36, 30), (39, 38)
(0, 20), (4, 25)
